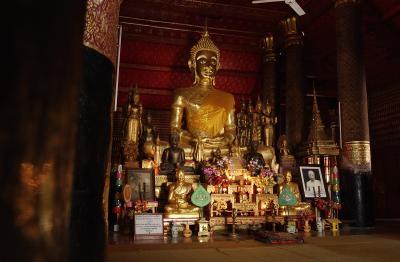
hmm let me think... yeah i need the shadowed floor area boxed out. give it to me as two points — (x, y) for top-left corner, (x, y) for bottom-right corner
(107, 222), (400, 262)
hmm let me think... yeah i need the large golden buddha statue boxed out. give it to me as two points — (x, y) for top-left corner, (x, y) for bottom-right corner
(164, 169), (200, 218)
(170, 30), (236, 161)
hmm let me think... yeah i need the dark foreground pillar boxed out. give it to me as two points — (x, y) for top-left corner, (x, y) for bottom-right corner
(335, 0), (374, 226)
(0, 1), (86, 261)
(68, 0), (121, 261)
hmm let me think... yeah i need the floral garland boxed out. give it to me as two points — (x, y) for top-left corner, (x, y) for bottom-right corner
(315, 198), (342, 218)
(253, 166), (277, 188)
(202, 156), (232, 186)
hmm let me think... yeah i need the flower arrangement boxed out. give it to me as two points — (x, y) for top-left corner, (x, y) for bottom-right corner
(253, 166), (277, 188)
(315, 198), (342, 218)
(203, 166), (228, 185)
(299, 208), (314, 220)
(202, 157), (231, 186)
(215, 155), (232, 169)
(246, 159), (265, 177)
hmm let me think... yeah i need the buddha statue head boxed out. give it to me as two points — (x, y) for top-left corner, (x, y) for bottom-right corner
(265, 99), (272, 115)
(255, 96), (263, 113)
(128, 84), (140, 105)
(284, 171), (293, 184)
(188, 30), (220, 86)
(176, 168), (186, 184)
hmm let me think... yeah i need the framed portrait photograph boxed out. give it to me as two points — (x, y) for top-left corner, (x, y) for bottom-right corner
(126, 168), (155, 201)
(299, 166), (327, 198)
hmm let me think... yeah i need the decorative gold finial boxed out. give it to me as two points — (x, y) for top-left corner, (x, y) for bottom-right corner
(282, 17), (298, 35)
(281, 16), (303, 47)
(261, 33), (276, 62)
(262, 33), (274, 51)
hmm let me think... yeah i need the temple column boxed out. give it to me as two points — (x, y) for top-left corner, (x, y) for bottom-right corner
(69, 0), (122, 261)
(261, 34), (277, 115)
(0, 1), (86, 261)
(335, 0), (373, 226)
(282, 17), (305, 149)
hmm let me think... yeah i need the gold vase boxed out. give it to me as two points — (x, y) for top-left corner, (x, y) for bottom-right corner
(304, 219), (311, 233)
(183, 224), (192, 238)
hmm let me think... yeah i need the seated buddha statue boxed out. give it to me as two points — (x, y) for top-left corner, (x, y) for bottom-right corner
(278, 171), (311, 216)
(160, 132), (186, 174)
(164, 169), (200, 218)
(170, 30), (236, 161)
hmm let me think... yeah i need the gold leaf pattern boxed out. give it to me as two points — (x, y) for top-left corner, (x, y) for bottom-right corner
(83, 0), (122, 66)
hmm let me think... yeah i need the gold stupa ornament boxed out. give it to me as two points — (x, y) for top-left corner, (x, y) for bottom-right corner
(308, 88), (328, 142)
(298, 87), (339, 157)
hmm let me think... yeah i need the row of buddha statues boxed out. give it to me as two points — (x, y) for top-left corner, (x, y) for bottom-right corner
(236, 96), (277, 149)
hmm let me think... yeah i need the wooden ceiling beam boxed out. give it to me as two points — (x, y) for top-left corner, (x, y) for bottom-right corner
(119, 16), (264, 37)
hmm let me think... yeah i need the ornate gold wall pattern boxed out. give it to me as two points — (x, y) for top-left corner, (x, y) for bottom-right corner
(342, 141), (371, 172)
(83, 0), (122, 67)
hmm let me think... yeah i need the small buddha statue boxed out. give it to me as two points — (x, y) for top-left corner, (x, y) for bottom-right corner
(122, 85), (143, 168)
(278, 135), (293, 159)
(164, 169), (200, 218)
(246, 99), (253, 144)
(229, 139), (244, 170)
(170, 30), (236, 161)
(278, 171), (310, 216)
(236, 99), (248, 147)
(244, 140), (265, 176)
(262, 100), (277, 147)
(237, 179), (249, 203)
(277, 135), (296, 172)
(160, 132), (186, 174)
(251, 96), (263, 143)
(141, 113), (157, 159)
